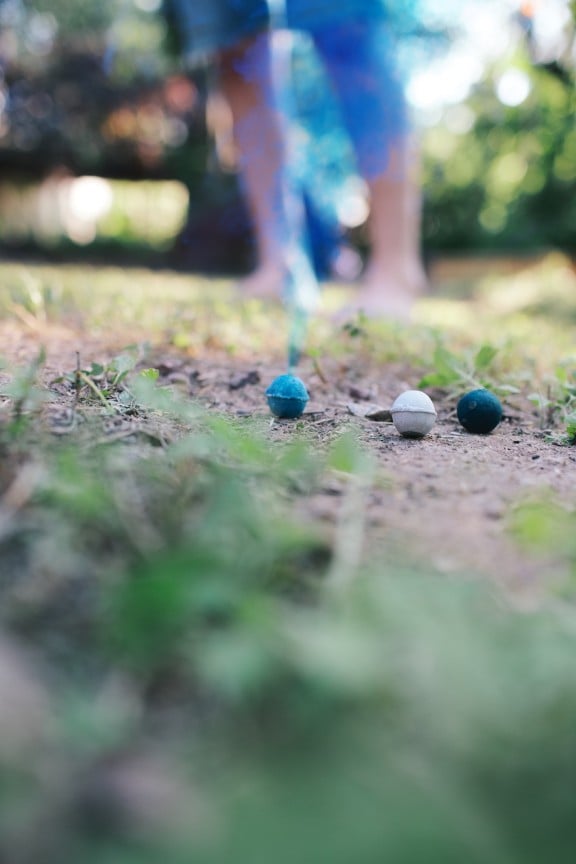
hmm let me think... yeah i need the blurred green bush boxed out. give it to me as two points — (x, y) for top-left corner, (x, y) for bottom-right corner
(422, 60), (576, 254)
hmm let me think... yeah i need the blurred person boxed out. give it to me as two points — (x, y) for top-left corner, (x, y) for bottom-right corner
(274, 11), (428, 318)
(165, 0), (427, 319)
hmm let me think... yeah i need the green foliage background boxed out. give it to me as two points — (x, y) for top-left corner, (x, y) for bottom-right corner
(422, 61), (576, 253)
(1, 1), (575, 256)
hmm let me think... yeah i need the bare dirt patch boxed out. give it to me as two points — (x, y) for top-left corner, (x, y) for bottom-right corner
(7, 315), (572, 591)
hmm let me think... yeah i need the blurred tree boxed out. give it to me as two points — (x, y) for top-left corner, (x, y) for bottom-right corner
(421, 3), (576, 255)
(0, 0), (574, 261)
(0, 0), (207, 181)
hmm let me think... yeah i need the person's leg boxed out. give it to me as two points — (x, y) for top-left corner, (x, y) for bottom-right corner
(312, 17), (428, 318)
(218, 30), (320, 312)
(218, 31), (287, 296)
(360, 139), (428, 319)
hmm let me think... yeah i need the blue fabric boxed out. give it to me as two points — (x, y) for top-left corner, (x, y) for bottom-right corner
(168, 0), (408, 166)
(309, 16), (407, 178)
(285, 0), (386, 31)
(167, 0), (403, 63)
(166, 0), (431, 64)
(166, 0), (269, 63)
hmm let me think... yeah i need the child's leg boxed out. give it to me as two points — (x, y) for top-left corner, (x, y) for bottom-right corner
(360, 140), (428, 319)
(219, 30), (319, 310)
(312, 17), (427, 318)
(218, 31), (288, 296)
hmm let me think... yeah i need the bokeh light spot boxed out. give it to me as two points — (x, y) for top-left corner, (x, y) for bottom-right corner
(496, 69), (531, 107)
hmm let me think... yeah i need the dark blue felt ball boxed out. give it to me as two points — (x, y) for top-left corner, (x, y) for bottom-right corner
(266, 374), (309, 419)
(457, 389), (503, 434)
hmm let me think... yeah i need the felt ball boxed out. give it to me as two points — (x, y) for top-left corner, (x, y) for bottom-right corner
(391, 390), (437, 438)
(266, 374), (309, 419)
(457, 389), (502, 434)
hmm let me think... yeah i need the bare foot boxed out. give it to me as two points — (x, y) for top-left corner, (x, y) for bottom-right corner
(235, 263), (286, 301)
(237, 257), (321, 314)
(336, 261), (429, 323)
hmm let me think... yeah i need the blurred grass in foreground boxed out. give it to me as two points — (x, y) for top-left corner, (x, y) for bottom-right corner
(1, 254), (576, 862)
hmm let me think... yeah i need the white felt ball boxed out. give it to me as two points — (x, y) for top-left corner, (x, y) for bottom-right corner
(391, 390), (437, 438)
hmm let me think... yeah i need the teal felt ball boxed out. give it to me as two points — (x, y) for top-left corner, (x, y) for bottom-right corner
(266, 374), (309, 419)
(457, 389), (502, 434)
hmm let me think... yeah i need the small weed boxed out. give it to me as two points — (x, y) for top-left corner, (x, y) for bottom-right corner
(565, 413), (576, 444)
(0, 348), (48, 434)
(528, 363), (576, 434)
(53, 345), (158, 414)
(341, 312), (368, 339)
(8, 269), (62, 325)
(418, 340), (521, 401)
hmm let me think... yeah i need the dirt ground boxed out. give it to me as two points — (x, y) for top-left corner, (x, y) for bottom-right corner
(3, 310), (573, 593)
